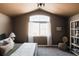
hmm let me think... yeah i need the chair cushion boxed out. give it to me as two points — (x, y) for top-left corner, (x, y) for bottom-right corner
(58, 43), (68, 51)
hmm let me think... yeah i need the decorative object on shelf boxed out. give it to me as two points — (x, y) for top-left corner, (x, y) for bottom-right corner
(76, 31), (79, 37)
(76, 27), (79, 37)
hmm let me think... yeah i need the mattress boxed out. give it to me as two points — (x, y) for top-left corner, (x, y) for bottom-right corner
(10, 43), (37, 56)
(4, 43), (22, 56)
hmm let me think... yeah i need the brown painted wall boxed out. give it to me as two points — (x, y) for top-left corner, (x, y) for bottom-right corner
(0, 13), (12, 37)
(12, 9), (68, 44)
(12, 15), (28, 43)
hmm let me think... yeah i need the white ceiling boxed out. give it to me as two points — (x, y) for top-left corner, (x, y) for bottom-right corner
(0, 3), (79, 16)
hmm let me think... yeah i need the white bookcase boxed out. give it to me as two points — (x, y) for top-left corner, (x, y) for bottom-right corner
(70, 20), (79, 56)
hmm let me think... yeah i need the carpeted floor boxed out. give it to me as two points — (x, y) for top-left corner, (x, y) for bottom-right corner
(5, 44), (75, 56)
(37, 46), (75, 56)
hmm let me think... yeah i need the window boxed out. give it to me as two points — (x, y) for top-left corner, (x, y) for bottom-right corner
(28, 15), (51, 37)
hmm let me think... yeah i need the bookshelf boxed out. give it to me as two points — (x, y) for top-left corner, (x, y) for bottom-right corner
(70, 20), (79, 56)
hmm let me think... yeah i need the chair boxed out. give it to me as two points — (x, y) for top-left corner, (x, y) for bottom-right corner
(58, 36), (68, 51)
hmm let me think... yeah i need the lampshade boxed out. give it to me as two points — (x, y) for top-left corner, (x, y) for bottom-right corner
(9, 32), (16, 38)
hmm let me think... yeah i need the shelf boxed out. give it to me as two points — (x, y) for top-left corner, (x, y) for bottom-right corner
(70, 20), (79, 56)
(71, 36), (79, 39)
(71, 43), (79, 48)
(71, 28), (79, 30)
(70, 20), (79, 22)
(71, 50), (79, 56)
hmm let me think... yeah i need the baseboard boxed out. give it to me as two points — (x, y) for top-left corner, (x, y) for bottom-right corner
(38, 45), (58, 48)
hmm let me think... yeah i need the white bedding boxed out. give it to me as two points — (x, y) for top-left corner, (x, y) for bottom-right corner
(10, 43), (37, 56)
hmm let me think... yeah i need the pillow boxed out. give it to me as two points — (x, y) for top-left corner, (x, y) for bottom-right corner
(0, 47), (5, 56)
(0, 40), (4, 46)
(0, 38), (10, 46)
(9, 32), (16, 40)
(0, 38), (15, 55)
(9, 32), (16, 38)
(0, 34), (6, 40)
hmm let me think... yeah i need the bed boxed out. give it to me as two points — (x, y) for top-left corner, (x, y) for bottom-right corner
(4, 43), (37, 56)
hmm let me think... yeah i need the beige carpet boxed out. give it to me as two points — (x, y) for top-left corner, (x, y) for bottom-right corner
(37, 46), (75, 56)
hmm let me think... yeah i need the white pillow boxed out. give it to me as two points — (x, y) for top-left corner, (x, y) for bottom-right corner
(0, 37), (15, 55)
(0, 40), (4, 46)
(0, 38), (10, 46)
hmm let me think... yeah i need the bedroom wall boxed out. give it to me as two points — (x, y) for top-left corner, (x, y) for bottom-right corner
(12, 15), (28, 43)
(0, 13), (12, 37)
(12, 9), (68, 44)
(69, 14), (79, 21)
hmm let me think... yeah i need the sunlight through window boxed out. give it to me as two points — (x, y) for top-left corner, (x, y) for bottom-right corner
(28, 15), (51, 37)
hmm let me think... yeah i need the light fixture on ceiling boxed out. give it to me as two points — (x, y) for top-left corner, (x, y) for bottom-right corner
(37, 3), (45, 7)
